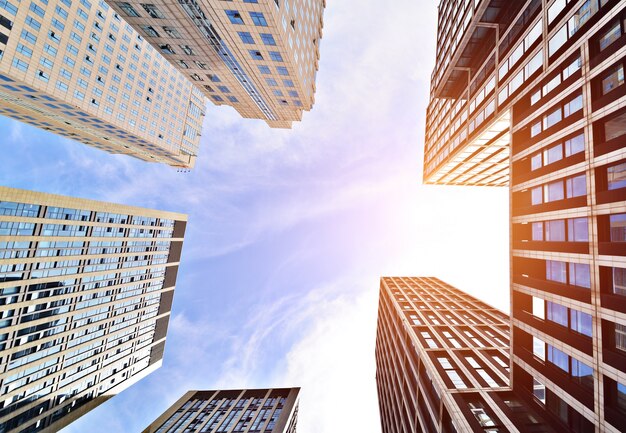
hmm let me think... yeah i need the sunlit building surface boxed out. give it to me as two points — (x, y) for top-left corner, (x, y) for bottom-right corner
(142, 387), (300, 433)
(0, 0), (205, 168)
(110, 0), (325, 128)
(424, 0), (626, 431)
(0, 186), (186, 433)
(375, 276), (556, 433)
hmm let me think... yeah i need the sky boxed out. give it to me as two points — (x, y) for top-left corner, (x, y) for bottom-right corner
(0, 0), (509, 431)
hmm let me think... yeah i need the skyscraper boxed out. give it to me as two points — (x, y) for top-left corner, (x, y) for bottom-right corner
(0, 186), (186, 433)
(109, 0), (325, 128)
(375, 276), (556, 433)
(142, 387), (300, 433)
(0, 0), (205, 168)
(423, 0), (626, 430)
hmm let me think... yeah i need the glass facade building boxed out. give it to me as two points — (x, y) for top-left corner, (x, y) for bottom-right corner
(424, 0), (626, 431)
(375, 277), (555, 433)
(0, 0), (205, 168)
(110, 0), (325, 128)
(142, 388), (300, 433)
(0, 186), (187, 433)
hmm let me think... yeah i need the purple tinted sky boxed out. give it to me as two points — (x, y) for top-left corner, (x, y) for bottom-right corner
(0, 1), (509, 431)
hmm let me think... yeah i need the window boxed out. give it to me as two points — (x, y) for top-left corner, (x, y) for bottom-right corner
(616, 323), (626, 351)
(570, 262), (590, 288)
(260, 33), (276, 45)
(533, 336), (545, 360)
(438, 357), (466, 389)
(12, 58), (28, 72)
(225, 10), (244, 24)
(545, 219), (566, 241)
(238, 31), (254, 44)
(265, 78), (277, 86)
(614, 267), (626, 296)
(249, 11), (267, 26)
(544, 108), (562, 130)
(249, 50), (263, 60)
(269, 51), (283, 62)
(602, 64), (624, 95)
(140, 3), (164, 18)
(565, 133), (585, 156)
(547, 301), (568, 326)
(568, 217), (588, 241)
(141, 25), (159, 37)
(118, 2), (140, 16)
(566, 174), (586, 198)
(547, 345), (569, 372)
(570, 309), (592, 336)
(605, 112), (626, 141)
(534, 378), (546, 404)
(546, 260), (567, 283)
(532, 297), (545, 319)
(163, 26), (181, 38)
(599, 21), (621, 51)
(610, 214), (626, 241)
(276, 66), (288, 76)
(257, 65), (270, 74)
(608, 162), (626, 190)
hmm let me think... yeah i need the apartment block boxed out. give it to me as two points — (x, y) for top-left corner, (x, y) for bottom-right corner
(375, 277), (555, 433)
(110, 0), (325, 128)
(0, 0), (205, 168)
(423, 0), (626, 431)
(0, 186), (187, 433)
(142, 387), (300, 433)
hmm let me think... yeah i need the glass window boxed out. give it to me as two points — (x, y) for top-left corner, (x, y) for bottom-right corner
(260, 33), (276, 45)
(605, 112), (626, 141)
(566, 174), (586, 198)
(238, 31), (254, 44)
(547, 345), (569, 372)
(608, 162), (626, 190)
(140, 3), (164, 18)
(269, 51), (283, 62)
(546, 219), (565, 241)
(570, 309), (592, 336)
(564, 95), (583, 117)
(618, 381), (626, 412)
(565, 133), (585, 156)
(532, 222), (543, 240)
(225, 10), (244, 24)
(549, 25), (567, 56)
(531, 121), (542, 137)
(547, 301), (568, 326)
(531, 153), (542, 170)
(532, 186), (543, 205)
(546, 260), (567, 283)
(533, 336), (545, 360)
(602, 64), (624, 95)
(570, 262), (591, 288)
(545, 143), (563, 165)
(571, 358), (593, 388)
(248, 50), (263, 60)
(258, 65), (271, 74)
(249, 11), (267, 26)
(544, 108), (562, 129)
(532, 297), (545, 319)
(548, 0), (566, 23)
(616, 323), (626, 351)
(568, 217), (588, 241)
(599, 21), (622, 51)
(533, 378), (546, 404)
(610, 214), (626, 241)
(544, 180), (564, 202)
(613, 267), (626, 296)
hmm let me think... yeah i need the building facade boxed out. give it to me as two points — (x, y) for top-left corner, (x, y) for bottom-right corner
(142, 387), (300, 433)
(0, 186), (187, 433)
(0, 0), (205, 168)
(376, 276), (556, 433)
(424, 0), (626, 431)
(110, 0), (325, 128)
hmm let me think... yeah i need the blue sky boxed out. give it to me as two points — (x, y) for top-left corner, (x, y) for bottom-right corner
(1, 1), (509, 431)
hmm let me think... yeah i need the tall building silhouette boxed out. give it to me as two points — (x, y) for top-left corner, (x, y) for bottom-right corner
(109, 0), (325, 128)
(422, 0), (626, 431)
(0, 186), (186, 433)
(376, 276), (556, 433)
(0, 0), (205, 168)
(142, 388), (300, 433)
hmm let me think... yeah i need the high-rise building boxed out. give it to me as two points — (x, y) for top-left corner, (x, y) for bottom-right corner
(0, 0), (205, 168)
(142, 387), (300, 433)
(423, 0), (626, 431)
(375, 276), (556, 433)
(109, 0), (325, 128)
(0, 186), (187, 433)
